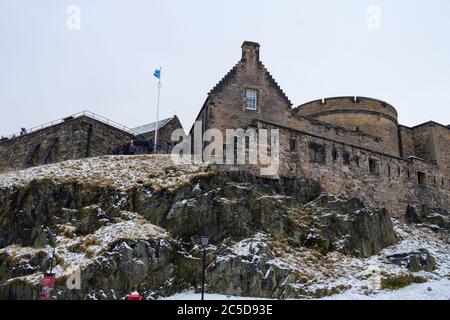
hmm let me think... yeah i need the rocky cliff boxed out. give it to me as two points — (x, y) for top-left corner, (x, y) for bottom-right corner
(0, 155), (448, 299)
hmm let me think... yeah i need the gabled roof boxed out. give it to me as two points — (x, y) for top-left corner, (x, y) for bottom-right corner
(208, 60), (292, 108)
(258, 61), (293, 108)
(190, 41), (293, 134)
(132, 116), (175, 135)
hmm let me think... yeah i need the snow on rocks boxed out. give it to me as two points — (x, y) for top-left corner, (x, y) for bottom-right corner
(209, 220), (450, 299)
(0, 212), (169, 281)
(0, 155), (211, 191)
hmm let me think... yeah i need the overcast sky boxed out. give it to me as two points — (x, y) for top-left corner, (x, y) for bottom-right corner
(1, 0), (449, 136)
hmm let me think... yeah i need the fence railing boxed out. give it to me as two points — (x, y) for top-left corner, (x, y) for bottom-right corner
(1, 110), (138, 142)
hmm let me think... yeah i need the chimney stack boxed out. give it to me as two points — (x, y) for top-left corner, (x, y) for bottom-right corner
(241, 41), (260, 62)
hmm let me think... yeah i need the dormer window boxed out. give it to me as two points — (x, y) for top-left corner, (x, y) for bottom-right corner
(245, 89), (257, 110)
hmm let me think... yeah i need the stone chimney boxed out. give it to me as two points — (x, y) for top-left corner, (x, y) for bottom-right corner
(241, 41), (260, 63)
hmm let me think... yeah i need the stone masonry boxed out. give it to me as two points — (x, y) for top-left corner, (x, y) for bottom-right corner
(0, 113), (183, 171)
(193, 41), (450, 219)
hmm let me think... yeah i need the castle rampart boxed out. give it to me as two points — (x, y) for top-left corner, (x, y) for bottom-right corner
(244, 119), (450, 219)
(293, 96), (400, 157)
(0, 115), (134, 171)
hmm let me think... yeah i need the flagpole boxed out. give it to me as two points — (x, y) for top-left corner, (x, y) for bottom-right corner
(154, 67), (161, 154)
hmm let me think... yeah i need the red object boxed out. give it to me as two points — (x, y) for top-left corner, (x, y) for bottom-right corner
(39, 273), (55, 300)
(127, 292), (143, 300)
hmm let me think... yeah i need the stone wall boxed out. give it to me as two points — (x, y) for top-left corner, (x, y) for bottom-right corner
(293, 97), (400, 157)
(136, 116), (184, 154)
(429, 124), (450, 178)
(400, 122), (450, 178)
(237, 120), (450, 219)
(0, 116), (133, 171)
(410, 124), (435, 162)
(190, 41), (450, 220)
(191, 42), (406, 160)
(399, 125), (415, 158)
(287, 115), (388, 155)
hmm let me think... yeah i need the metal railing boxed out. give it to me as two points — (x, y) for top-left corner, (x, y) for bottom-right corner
(1, 110), (138, 142)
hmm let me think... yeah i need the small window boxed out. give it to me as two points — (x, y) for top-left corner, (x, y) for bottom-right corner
(290, 139), (297, 151)
(418, 171), (427, 186)
(245, 89), (257, 110)
(397, 167), (401, 177)
(343, 151), (351, 165)
(369, 158), (380, 176)
(332, 148), (338, 162)
(354, 156), (360, 166)
(387, 165), (391, 177)
(309, 142), (326, 164)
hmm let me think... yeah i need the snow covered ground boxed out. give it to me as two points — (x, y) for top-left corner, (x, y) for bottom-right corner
(163, 279), (450, 300)
(319, 278), (450, 300)
(162, 292), (268, 300)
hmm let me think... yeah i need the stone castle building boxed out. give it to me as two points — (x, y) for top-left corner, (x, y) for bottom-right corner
(0, 41), (449, 218)
(0, 111), (182, 171)
(192, 41), (450, 218)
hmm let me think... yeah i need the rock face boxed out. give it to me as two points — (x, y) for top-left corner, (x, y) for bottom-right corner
(386, 249), (436, 272)
(299, 195), (398, 257)
(0, 156), (406, 299)
(406, 206), (450, 232)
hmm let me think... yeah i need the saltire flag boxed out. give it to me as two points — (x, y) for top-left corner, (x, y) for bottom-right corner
(154, 69), (161, 79)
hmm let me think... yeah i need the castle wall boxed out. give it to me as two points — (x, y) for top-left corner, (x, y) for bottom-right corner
(294, 97), (400, 157)
(295, 96), (398, 120)
(399, 123), (450, 179)
(287, 115), (388, 155)
(410, 124), (435, 162)
(399, 126), (415, 158)
(239, 120), (450, 219)
(83, 117), (135, 157)
(0, 116), (133, 172)
(136, 116), (184, 153)
(429, 124), (450, 178)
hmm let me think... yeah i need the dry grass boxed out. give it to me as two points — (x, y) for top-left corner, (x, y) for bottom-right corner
(0, 166), (15, 174)
(0, 154), (214, 192)
(381, 272), (427, 289)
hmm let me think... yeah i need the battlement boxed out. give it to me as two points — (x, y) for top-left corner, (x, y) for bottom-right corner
(293, 96), (401, 157)
(294, 96), (398, 121)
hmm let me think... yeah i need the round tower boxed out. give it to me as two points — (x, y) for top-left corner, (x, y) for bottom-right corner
(295, 96), (400, 156)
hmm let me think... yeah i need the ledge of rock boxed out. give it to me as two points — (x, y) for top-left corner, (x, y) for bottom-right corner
(0, 156), (447, 299)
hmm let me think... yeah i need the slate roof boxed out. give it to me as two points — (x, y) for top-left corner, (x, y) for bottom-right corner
(132, 116), (174, 135)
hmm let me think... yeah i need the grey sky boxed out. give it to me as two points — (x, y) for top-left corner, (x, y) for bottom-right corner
(1, 0), (449, 136)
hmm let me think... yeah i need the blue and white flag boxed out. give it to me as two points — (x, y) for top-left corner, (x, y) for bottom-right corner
(154, 69), (161, 79)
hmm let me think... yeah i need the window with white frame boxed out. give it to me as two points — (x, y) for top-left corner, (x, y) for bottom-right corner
(245, 89), (258, 110)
